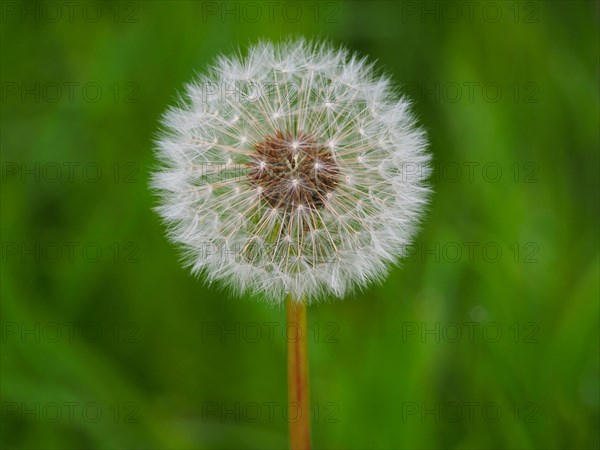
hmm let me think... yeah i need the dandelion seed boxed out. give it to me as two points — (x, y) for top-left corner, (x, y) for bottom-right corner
(152, 39), (431, 304)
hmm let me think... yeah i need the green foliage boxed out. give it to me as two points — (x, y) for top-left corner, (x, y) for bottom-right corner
(1, 1), (598, 448)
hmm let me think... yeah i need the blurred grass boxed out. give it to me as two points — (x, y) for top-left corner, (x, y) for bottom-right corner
(1, 1), (598, 449)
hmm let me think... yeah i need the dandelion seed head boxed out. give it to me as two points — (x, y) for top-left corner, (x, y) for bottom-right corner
(152, 39), (431, 304)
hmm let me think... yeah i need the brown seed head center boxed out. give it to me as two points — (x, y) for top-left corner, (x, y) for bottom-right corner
(249, 131), (340, 212)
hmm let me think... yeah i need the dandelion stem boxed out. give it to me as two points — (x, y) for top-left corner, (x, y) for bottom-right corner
(287, 296), (311, 450)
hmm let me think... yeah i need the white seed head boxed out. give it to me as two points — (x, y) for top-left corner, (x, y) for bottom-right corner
(152, 39), (431, 304)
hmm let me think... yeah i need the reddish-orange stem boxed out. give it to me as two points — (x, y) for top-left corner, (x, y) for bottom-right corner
(287, 297), (311, 450)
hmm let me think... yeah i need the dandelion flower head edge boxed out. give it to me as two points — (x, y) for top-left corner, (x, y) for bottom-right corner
(152, 39), (432, 304)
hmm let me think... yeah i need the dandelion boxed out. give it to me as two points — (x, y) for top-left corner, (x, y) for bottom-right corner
(152, 39), (431, 449)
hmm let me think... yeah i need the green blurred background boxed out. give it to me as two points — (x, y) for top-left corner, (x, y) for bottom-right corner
(1, 1), (598, 449)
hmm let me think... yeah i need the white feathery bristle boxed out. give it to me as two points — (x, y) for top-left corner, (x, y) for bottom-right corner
(152, 38), (431, 304)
